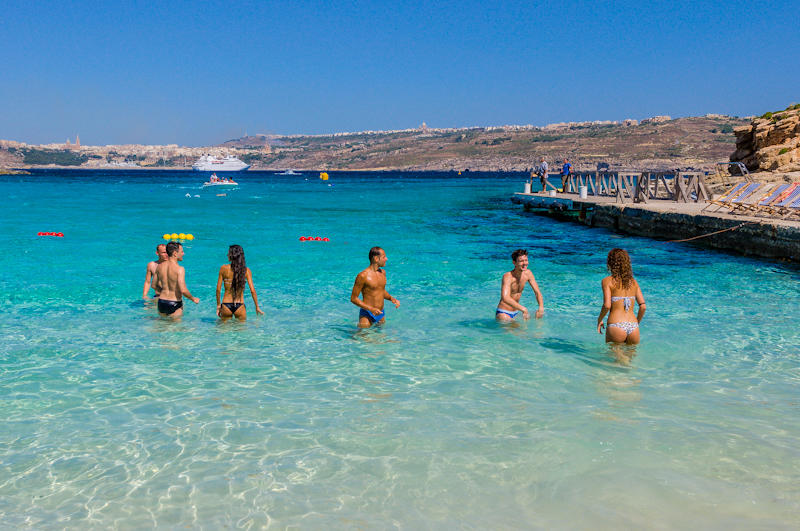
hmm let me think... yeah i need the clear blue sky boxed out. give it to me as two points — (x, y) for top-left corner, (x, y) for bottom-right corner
(1, 0), (797, 146)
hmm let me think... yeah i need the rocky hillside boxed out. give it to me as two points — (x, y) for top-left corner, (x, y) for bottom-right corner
(2, 115), (747, 172)
(731, 105), (800, 172)
(228, 116), (746, 172)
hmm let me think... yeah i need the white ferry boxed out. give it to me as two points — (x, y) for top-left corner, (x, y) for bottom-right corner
(192, 155), (250, 172)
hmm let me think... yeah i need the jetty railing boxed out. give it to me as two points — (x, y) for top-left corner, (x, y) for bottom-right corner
(563, 171), (711, 204)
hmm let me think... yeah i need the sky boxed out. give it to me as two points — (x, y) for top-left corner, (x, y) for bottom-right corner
(1, 0), (798, 146)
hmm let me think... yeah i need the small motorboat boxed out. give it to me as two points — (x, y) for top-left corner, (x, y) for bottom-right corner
(202, 173), (238, 187)
(277, 169), (302, 176)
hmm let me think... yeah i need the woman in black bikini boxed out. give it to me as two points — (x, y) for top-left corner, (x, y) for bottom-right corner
(216, 245), (265, 320)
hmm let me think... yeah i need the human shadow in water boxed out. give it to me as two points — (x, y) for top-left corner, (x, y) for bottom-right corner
(456, 318), (545, 337)
(538, 337), (634, 370)
(328, 323), (401, 344)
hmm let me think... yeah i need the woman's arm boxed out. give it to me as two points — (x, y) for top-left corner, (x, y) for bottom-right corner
(635, 281), (646, 323)
(246, 268), (264, 315)
(597, 278), (611, 333)
(215, 266), (224, 315)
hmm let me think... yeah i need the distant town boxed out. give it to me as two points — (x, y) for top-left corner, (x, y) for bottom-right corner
(0, 114), (747, 172)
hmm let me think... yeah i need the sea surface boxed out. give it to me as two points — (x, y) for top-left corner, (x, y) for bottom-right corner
(1, 170), (799, 529)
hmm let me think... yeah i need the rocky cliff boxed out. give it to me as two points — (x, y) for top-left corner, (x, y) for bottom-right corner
(731, 105), (800, 172)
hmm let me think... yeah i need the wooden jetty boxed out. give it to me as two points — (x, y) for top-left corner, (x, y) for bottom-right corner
(513, 171), (800, 261)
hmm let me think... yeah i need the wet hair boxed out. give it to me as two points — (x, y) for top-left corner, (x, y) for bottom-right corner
(228, 245), (246, 297)
(369, 246), (384, 262)
(156, 243), (166, 252)
(607, 248), (634, 289)
(511, 249), (528, 262)
(166, 241), (182, 256)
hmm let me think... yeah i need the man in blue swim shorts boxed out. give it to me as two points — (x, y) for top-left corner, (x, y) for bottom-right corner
(496, 249), (544, 322)
(350, 246), (400, 328)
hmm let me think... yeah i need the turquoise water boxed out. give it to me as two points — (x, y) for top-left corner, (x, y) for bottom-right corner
(1, 170), (799, 528)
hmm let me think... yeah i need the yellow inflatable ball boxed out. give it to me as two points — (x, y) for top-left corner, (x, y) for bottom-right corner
(171, 233), (179, 240)
(163, 234), (171, 240)
(186, 234), (194, 241)
(178, 233), (186, 240)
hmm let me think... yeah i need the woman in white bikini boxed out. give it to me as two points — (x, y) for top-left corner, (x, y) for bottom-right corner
(216, 245), (265, 320)
(597, 248), (646, 344)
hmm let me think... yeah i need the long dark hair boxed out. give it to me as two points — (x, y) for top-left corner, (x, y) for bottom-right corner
(228, 245), (246, 297)
(607, 248), (634, 290)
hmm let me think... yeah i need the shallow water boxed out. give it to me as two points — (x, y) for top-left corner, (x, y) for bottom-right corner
(1, 170), (799, 528)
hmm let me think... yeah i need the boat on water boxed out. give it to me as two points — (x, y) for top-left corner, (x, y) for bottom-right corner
(192, 155), (250, 172)
(277, 169), (302, 175)
(202, 173), (238, 187)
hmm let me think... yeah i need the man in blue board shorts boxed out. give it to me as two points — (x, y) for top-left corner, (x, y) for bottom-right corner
(350, 246), (400, 327)
(560, 158), (572, 193)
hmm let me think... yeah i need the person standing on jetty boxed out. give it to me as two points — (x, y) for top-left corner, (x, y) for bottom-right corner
(537, 157), (549, 192)
(215, 244), (264, 320)
(496, 249), (545, 321)
(142, 243), (168, 300)
(155, 241), (199, 319)
(597, 248), (646, 344)
(560, 158), (572, 193)
(350, 246), (400, 327)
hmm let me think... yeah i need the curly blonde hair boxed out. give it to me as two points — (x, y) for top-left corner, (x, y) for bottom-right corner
(607, 248), (634, 289)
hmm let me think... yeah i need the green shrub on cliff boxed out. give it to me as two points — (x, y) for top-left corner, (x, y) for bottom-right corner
(779, 148), (790, 155)
(22, 148), (87, 166)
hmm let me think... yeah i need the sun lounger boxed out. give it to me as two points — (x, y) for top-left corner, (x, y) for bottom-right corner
(778, 193), (800, 219)
(702, 181), (753, 212)
(730, 183), (787, 215)
(754, 185), (800, 218)
(726, 183), (775, 214)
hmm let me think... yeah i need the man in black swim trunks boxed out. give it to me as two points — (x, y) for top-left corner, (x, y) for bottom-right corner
(154, 241), (199, 319)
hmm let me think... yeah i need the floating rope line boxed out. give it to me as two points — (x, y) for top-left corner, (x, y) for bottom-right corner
(664, 221), (759, 243)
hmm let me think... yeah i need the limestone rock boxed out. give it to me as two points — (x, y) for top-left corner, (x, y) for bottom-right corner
(731, 108), (800, 172)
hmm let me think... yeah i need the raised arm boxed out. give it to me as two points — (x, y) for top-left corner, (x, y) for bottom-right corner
(597, 277), (611, 333)
(527, 272), (545, 318)
(179, 266), (199, 304)
(246, 268), (264, 315)
(635, 280), (646, 323)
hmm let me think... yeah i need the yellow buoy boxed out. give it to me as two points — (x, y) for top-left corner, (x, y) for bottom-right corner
(171, 233), (179, 240)
(320, 172), (329, 181)
(178, 233), (186, 240)
(186, 234), (194, 241)
(163, 233), (171, 240)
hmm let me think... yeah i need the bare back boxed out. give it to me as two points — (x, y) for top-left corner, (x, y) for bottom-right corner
(155, 261), (185, 301)
(603, 276), (642, 323)
(219, 264), (250, 303)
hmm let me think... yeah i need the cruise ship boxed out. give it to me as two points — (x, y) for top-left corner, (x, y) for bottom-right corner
(192, 155), (250, 172)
